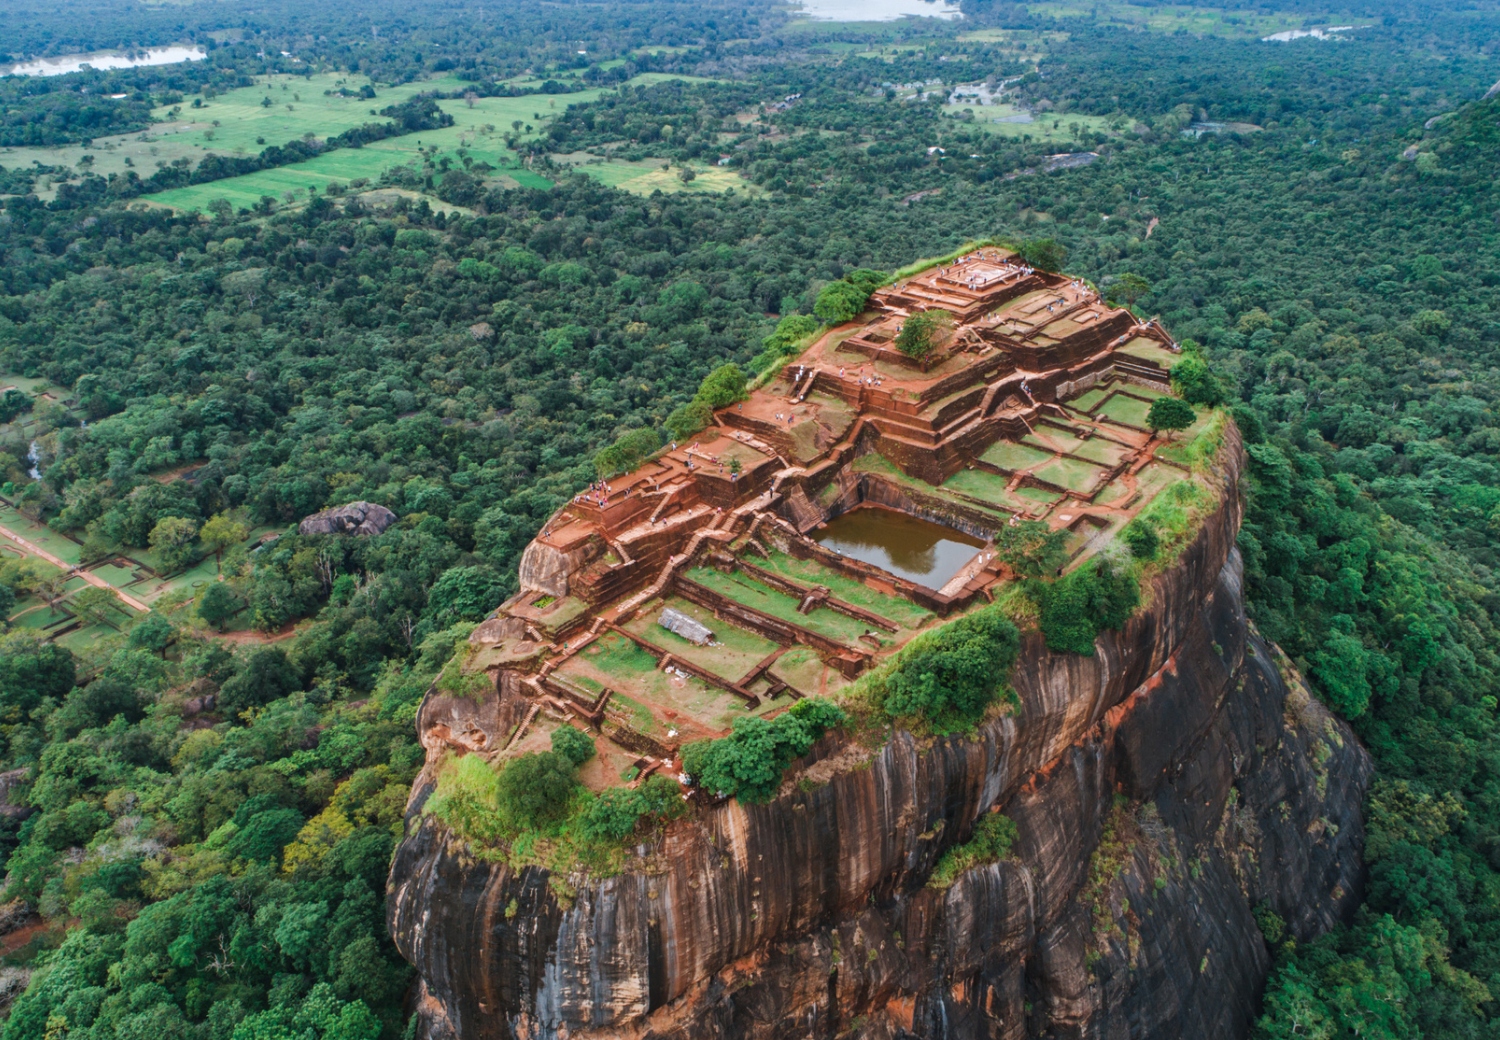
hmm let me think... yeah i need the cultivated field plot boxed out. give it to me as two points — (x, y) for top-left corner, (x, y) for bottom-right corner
(0, 505), (84, 566)
(940, 468), (1060, 517)
(143, 73), (711, 212)
(769, 646), (854, 699)
(1066, 385), (1112, 412)
(1025, 423), (1088, 455)
(0, 73), (474, 197)
(557, 632), (769, 737)
(1134, 463), (1182, 500)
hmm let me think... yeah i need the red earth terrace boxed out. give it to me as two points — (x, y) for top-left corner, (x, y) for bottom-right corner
(457, 246), (1206, 794)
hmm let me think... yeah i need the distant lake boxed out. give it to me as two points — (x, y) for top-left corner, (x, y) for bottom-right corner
(792, 0), (961, 20)
(5, 45), (206, 77)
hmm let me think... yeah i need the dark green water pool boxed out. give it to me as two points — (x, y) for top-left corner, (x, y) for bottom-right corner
(813, 506), (984, 589)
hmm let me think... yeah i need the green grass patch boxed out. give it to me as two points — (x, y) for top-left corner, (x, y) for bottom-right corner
(1025, 426), (1087, 455)
(685, 567), (873, 647)
(757, 552), (934, 631)
(981, 440), (1053, 473)
(625, 596), (779, 683)
(949, 103), (1116, 143)
(886, 239), (1001, 284)
(1096, 392), (1153, 429)
(578, 631), (661, 686)
(1072, 437), (1132, 467)
(1132, 476), (1215, 568)
(147, 76), (697, 213)
(769, 646), (853, 699)
(1033, 456), (1107, 494)
(1068, 386), (1112, 412)
(1023, 1), (1307, 38)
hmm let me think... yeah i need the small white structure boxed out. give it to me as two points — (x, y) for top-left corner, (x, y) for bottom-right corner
(659, 607), (713, 646)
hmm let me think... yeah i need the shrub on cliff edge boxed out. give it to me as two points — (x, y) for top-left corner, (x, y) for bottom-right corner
(681, 697), (845, 803)
(1036, 558), (1140, 656)
(879, 606), (1021, 731)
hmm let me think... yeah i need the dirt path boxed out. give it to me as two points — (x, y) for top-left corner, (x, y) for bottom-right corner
(0, 522), (151, 612)
(213, 622), (299, 645)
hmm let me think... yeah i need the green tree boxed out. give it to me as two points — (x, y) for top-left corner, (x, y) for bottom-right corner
(880, 606), (1020, 729)
(550, 725), (596, 767)
(680, 698), (844, 803)
(70, 586), (117, 628)
(1017, 237), (1067, 271)
(36, 573), (67, 620)
(1121, 521), (1159, 560)
(895, 310), (951, 360)
(813, 280), (869, 325)
(127, 612), (174, 654)
(217, 648), (302, 719)
(992, 519), (1069, 578)
(199, 512), (249, 574)
(694, 363), (747, 408)
(148, 516), (199, 573)
(1037, 559), (1140, 656)
(1169, 354), (1226, 407)
(198, 581), (240, 631)
(494, 752), (579, 830)
(1109, 272), (1150, 308)
(594, 427), (661, 479)
(424, 565), (505, 628)
(1146, 397), (1195, 440)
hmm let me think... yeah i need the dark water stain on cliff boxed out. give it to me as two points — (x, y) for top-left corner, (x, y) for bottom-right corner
(813, 505), (983, 589)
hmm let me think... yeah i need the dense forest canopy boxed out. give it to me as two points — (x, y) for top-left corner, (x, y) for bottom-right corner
(0, 0), (1495, 1037)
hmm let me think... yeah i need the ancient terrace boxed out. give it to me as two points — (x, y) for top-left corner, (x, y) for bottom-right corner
(464, 247), (1194, 792)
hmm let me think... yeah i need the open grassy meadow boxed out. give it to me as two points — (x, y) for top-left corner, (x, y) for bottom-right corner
(0, 72), (472, 197)
(1, 70), (718, 212)
(946, 101), (1118, 142)
(1021, 2), (1314, 37)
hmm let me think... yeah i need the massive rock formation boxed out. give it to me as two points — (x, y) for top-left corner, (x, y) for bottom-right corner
(298, 500), (397, 537)
(387, 435), (1372, 1039)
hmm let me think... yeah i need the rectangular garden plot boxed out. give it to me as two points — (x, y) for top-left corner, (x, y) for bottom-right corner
(1031, 457), (1109, 495)
(556, 633), (761, 739)
(683, 567), (875, 648)
(1024, 425), (1087, 455)
(1070, 436), (1132, 467)
(622, 596), (779, 685)
(754, 552), (933, 632)
(1065, 385), (1112, 413)
(980, 440), (1053, 473)
(1095, 392), (1153, 429)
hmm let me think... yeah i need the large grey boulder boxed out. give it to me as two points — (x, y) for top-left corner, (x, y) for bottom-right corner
(298, 501), (397, 537)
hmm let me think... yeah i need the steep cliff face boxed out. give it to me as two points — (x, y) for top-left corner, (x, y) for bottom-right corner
(388, 441), (1372, 1039)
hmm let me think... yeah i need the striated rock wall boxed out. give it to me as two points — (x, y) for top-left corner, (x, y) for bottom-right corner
(388, 435), (1372, 1039)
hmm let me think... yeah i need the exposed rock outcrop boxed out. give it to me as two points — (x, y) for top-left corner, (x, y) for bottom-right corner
(388, 438), (1372, 1039)
(298, 501), (397, 537)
